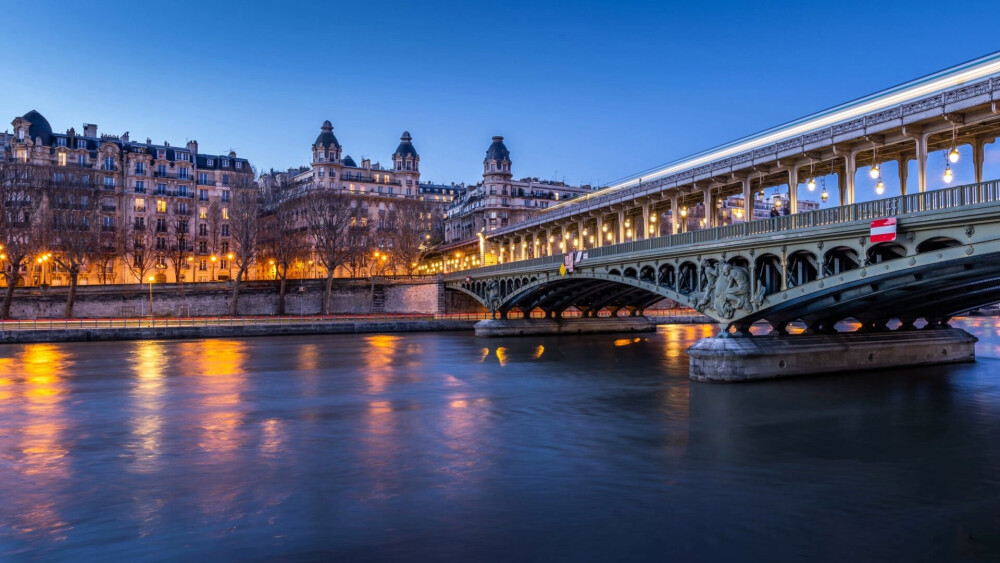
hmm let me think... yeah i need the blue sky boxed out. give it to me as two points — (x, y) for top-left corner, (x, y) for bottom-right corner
(3, 0), (1000, 193)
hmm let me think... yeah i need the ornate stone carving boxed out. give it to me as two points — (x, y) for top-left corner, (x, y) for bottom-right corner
(902, 94), (943, 116)
(833, 118), (865, 136)
(690, 260), (766, 319)
(945, 80), (990, 104)
(484, 280), (502, 313)
(965, 225), (975, 239)
(865, 107), (901, 127)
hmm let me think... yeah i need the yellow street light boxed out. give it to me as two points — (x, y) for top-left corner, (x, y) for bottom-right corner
(944, 165), (954, 183)
(875, 178), (885, 195)
(807, 178), (816, 191)
(869, 163), (880, 179)
(949, 147), (960, 163)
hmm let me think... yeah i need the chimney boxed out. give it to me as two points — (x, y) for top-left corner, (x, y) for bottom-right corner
(83, 123), (97, 137)
(122, 131), (129, 143)
(187, 140), (198, 155)
(228, 150), (236, 158)
(362, 158), (371, 169)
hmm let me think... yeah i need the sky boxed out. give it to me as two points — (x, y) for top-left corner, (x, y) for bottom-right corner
(3, 0), (1000, 194)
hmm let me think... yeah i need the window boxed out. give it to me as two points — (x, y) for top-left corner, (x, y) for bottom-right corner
(104, 176), (114, 188)
(156, 237), (166, 250)
(222, 160), (230, 168)
(198, 241), (207, 254)
(222, 174), (229, 186)
(156, 218), (167, 232)
(57, 137), (67, 147)
(157, 149), (166, 159)
(156, 165), (167, 177)
(199, 190), (208, 201)
(58, 153), (67, 166)
(221, 242), (229, 253)
(221, 225), (230, 237)
(221, 191), (230, 202)
(198, 172), (209, 185)
(134, 217), (145, 229)
(199, 206), (207, 219)
(77, 154), (86, 166)
(178, 220), (188, 233)
(134, 198), (146, 212)
(134, 254), (144, 267)
(220, 259), (228, 269)
(104, 156), (114, 170)
(16, 149), (27, 162)
(178, 168), (189, 180)
(176, 151), (189, 162)
(199, 224), (207, 236)
(77, 139), (86, 149)
(206, 159), (213, 166)
(135, 181), (145, 193)
(235, 161), (242, 169)
(178, 185), (189, 197)
(156, 200), (166, 213)
(135, 162), (145, 174)
(222, 207), (228, 220)
(17, 128), (24, 141)
(199, 259), (207, 270)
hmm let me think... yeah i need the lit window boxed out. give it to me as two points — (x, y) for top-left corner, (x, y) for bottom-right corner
(222, 207), (229, 220)
(16, 149), (27, 162)
(58, 152), (67, 166)
(156, 200), (167, 213)
(134, 198), (145, 212)
(199, 206), (207, 219)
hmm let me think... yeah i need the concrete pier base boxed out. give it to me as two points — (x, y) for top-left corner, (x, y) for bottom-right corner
(474, 316), (653, 337)
(687, 328), (978, 382)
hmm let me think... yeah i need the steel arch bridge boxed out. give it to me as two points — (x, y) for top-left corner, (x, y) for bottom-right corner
(445, 181), (1000, 335)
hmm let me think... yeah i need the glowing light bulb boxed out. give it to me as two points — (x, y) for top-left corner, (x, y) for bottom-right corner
(875, 178), (884, 195)
(869, 163), (880, 179)
(807, 178), (816, 191)
(680, 207), (687, 217)
(943, 165), (954, 183)
(949, 147), (960, 163)
(821, 187), (828, 202)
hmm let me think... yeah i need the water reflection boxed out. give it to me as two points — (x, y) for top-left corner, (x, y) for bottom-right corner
(128, 341), (166, 474)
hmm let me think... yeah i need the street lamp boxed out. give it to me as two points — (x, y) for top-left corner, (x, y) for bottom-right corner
(147, 275), (154, 317)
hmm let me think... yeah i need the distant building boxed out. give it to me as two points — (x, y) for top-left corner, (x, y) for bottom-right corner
(444, 136), (594, 244)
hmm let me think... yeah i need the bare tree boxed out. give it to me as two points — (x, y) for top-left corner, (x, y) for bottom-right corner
(260, 182), (307, 314)
(206, 200), (223, 280)
(388, 198), (432, 275)
(45, 174), (103, 317)
(0, 160), (45, 319)
(166, 212), (193, 283)
(304, 191), (359, 314)
(227, 172), (260, 316)
(120, 210), (159, 286)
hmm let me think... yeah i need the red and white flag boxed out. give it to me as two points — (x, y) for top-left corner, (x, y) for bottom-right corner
(870, 217), (897, 243)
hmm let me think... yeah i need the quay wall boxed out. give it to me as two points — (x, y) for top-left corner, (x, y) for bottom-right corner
(5, 279), (487, 319)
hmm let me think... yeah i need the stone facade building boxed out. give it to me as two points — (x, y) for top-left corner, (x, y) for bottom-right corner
(444, 136), (594, 244)
(0, 110), (253, 286)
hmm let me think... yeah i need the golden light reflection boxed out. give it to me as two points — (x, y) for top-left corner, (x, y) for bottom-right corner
(12, 344), (71, 541)
(178, 340), (248, 457)
(297, 343), (319, 372)
(495, 347), (508, 366)
(260, 418), (284, 458)
(613, 338), (633, 347)
(363, 335), (400, 394)
(129, 341), (166, 474)
(533, 345), (545, 360)
(439, 395), (492, 485)
(479, 347), (490, 362)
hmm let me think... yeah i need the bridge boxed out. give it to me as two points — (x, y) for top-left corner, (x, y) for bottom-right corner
(439, 53), (1000, 381)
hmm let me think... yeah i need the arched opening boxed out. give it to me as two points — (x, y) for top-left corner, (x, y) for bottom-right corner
(916, 237), (961, 253)
(867, 242), (906, 264)
(698, 259), (718, 292)
(786, 251), (818, 288)
(658, 264), (676, 289)
(639, 265), (655, 282)
(727, 256), (750, 269)
(755, 254), (782, 296)
(678, 261), (698, 295)
(608, 268), (622, 276)
(823, 246), (859, 276)
(623, 267), (638, 279)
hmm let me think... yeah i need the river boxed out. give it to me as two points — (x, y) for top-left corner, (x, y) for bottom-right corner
(2, 319), (1000, 561)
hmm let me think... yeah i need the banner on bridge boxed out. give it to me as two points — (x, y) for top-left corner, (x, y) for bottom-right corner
(870, 217), (897, 243)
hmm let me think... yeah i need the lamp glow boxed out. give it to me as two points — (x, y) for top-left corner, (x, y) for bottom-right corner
(821, 187), (829, 202)
(875, 178), (885, 195)
(944, 165), (954, 183)
(869, 163), (880, 179)
(949, 147), (960, 163)
(807, 178), (816, 191)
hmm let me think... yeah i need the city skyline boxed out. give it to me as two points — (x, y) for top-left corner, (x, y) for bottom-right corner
(4, 1), (1000, 189)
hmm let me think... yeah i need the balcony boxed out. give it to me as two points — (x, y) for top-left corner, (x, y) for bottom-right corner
(101, 204), (116, 212)
(153, 171), (176, 178)
(197, 177), (215, 186)
(174, 209), (192, 216)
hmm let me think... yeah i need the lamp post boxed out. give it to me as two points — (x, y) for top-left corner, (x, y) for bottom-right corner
(147, 275), (154, 317)
(227, 252), (234, 281)
(210, 254), (217, 281)
(186, 256), (194, 283)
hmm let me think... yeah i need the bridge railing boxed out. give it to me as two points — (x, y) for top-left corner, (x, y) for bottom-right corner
(453, 179), (1000, 278)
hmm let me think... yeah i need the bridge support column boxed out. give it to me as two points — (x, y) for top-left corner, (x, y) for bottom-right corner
(702, 186), (713, 228)
(670, 196), (680, 234)
(688, 328), (977, 382)
(596, 216), (604, 247)
(898, 155), (909, 195)
(617, 210), (625, 243)
(973, 136), (991, 184)
(641, 203), (650, 239)
(788, 165), (800, 214)
(846, 149), (859, 204)
(545, 229), (552, 256)
(906, 129), (931, 194)
(741, 177), (752, 222)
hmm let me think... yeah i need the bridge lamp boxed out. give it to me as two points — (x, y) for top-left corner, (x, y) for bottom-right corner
(807, 178), (816, 191)
(821, 187), (829, 203)
(564, 232), (571, 240)
(875, 178), (885, 195)
(949, 147), (960, 163)
(624, 220), (630, 228)
(582, 228), (588, 235)
(943, 164), (954, 183)
(869, 163), (880, 179)
(589, 235), (595, 244)
(602, 225), (608, 232)
(680, 207), (687, 217)
(606, 233), (613, 242)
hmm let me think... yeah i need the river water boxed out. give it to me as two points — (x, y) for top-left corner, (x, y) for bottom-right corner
(2, 319), (1000, 561)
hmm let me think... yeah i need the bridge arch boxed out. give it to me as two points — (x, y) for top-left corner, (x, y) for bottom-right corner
(639, 265), (655, 282)
(824, 246), (859, 276)
(867, 242), (907, 264)
(755, 253), (782, 296)
(787, 250), (818, 289)
(658, 264), (676, 289)
(678, 261), (698, 294)
(916, 236), (962, 253)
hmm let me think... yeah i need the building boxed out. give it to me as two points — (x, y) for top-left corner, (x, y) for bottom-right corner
(444, 136), (594, 244)
(259, 121), (463, 278)
(0, 110), (253, 287)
